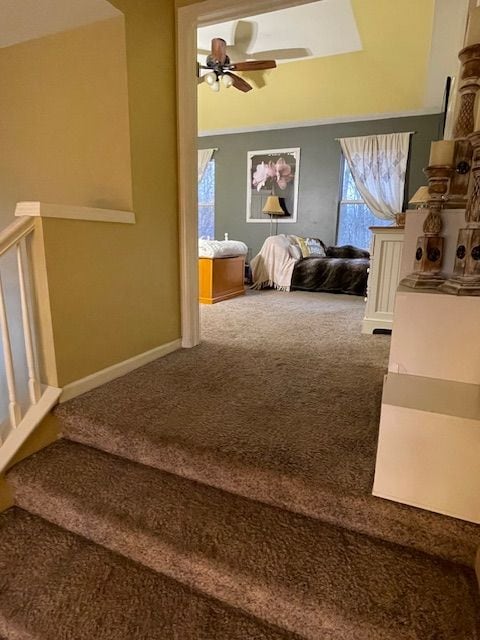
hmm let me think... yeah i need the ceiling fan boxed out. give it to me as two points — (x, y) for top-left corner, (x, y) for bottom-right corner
(198, 21), (311, 92)
(198, 37), (276, 92)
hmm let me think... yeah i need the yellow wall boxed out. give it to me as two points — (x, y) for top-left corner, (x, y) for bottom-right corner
(0, 0), (436, 385)
(1, 6), (181, 386)
(196, 0), (436, 132)
(0, 18), (133, 226)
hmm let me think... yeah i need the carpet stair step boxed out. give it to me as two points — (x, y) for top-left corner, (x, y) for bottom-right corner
(8, 439), (480, 640)
(54, 352), (480, 568)
(0, 508), (300, 640)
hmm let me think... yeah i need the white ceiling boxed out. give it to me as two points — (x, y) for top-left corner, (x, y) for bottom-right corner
(197, 0), (362, 65)
(0, 0), (121, 49)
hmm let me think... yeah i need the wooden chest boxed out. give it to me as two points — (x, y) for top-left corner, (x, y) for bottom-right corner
(198, 256), (245, 304)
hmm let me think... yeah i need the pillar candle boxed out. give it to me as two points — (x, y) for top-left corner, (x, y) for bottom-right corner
(429, 140), (455, 166)
(466, 7), (480, 47)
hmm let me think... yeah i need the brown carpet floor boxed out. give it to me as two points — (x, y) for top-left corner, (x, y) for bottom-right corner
(56, 291), (480, 566)
(2, 290), (480, 638)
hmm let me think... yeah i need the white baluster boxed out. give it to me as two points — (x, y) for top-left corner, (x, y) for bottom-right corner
(0, 272), (21, 427)
(17, 239), (41, 404)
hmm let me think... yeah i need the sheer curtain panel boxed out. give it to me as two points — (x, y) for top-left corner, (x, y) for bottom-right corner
(198, 149), (215, 183)
(339, 133), (411, 221)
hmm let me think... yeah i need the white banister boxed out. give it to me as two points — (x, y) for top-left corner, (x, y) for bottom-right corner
(0, 217), (34, 256)
(17, 239), (41, 404)
(0, 273), (21, 430)
(0, 215), (61, 465)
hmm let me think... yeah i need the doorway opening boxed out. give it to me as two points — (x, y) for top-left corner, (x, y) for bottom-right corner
(177, 0), (464, 345)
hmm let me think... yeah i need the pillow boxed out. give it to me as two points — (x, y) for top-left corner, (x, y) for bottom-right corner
(295, 236), (310, 258)
(326, 244), (370, 259)
(305, 238), (326, 257)
(288, 244), (302, 260)
(291, 236), (326, 258)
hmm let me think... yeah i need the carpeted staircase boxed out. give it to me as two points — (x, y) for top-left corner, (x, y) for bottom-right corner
(1, 292), (480, 639)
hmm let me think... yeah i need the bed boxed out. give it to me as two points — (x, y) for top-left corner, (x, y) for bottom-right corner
(251, 235), (369, 296)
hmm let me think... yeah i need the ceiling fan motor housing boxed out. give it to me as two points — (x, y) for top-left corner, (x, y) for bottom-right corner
(206, 54), (231, 69)
(200, 36), (276, 93)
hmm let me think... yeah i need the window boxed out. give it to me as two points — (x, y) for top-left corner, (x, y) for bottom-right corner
(337, 159), (390, 250)
(198, 160), (215, 239)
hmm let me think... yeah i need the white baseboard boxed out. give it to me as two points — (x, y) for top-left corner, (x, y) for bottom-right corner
(361, 318), (393, 334)
(60, 339), (182, 403)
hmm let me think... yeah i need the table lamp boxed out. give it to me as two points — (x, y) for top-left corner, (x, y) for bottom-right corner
(262, 196), (285, 236)
(409, 186), (430, 208)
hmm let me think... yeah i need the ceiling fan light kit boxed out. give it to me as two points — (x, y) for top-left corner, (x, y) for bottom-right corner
(204, 72), (217, 86)
(198, 37), (277, 93)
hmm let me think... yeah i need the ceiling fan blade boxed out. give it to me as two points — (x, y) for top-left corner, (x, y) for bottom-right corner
(233, 20), (257, 49)
(225, 72), (253, 93)
(253, 48), (312, 61)
(211, 38), (227, 64)
(230, 60), (276, 72)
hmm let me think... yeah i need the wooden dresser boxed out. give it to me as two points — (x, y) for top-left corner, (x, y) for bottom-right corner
(198, 256), (245, 304)
(362, 226), (404, 333)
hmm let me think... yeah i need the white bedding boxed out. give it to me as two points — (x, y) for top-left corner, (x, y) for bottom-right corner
(198, 239), (248, 259)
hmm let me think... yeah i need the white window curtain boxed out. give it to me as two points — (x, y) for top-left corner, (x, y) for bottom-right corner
(198, 149), (216, 183)
(339, 132), (411, 220)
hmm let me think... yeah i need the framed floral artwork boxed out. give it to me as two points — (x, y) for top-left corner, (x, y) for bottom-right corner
(246, 148), (300, 223)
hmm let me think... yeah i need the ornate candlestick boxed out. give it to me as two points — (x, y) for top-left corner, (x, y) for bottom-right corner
(449, 44), (480, 207)
(400, 165), (453, 289)
(440, 130), (480, 295)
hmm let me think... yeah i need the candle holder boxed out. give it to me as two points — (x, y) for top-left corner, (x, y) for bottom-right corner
(400, 165), (453, 289)
(440, 130), (480, 295)
(449, 44), (480, 207)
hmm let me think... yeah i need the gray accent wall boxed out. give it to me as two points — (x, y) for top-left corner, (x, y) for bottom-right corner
(199, 113), (443, 257)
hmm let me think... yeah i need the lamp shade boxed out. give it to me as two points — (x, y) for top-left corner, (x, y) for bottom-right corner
(409, 186), (429, 205)
(262, 196), (284, 215)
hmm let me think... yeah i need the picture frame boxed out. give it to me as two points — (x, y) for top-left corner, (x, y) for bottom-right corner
(246, 148), (300, 223)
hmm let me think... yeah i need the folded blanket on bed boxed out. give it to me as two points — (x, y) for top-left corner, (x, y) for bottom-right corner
(250, 235), (297, 291)
(198, 239), (248, 259)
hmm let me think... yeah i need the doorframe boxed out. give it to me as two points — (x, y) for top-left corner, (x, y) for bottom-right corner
(176, 0), (319, 347)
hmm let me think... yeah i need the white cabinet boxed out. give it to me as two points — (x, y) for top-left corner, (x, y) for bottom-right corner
(362, 227), (404, 334)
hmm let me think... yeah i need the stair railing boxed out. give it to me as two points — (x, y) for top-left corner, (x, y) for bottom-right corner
(0, 216), (61, 472)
